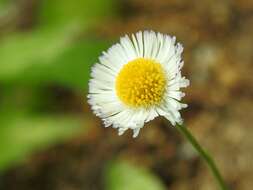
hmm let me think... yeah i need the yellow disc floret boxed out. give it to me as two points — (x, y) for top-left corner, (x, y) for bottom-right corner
(116, 58), (167, 108)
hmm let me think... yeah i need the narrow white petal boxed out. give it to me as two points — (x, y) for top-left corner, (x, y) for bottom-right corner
(133, 127), (141, 138)
(120, 35), (137, 60)
(136, 31), (144, 57)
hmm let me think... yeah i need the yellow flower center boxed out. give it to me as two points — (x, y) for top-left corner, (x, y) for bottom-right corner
(115, 58), (167, 108)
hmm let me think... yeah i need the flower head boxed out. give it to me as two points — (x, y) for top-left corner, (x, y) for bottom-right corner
(88, 31), (189, 137)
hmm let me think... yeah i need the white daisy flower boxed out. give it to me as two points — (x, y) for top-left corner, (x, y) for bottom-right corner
(88, 30), (189, 137)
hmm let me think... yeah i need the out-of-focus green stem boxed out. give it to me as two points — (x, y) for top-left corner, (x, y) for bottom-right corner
(175, 124), (228, 190)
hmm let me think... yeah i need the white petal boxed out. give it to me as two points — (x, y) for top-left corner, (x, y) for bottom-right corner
(136, 31), (144, 57)
(133, 127), (141, 138)
(120, 35), (137, 60)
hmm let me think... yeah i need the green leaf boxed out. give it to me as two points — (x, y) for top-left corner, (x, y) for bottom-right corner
(38, 0), (116, 27)
(27, 40), (110, 90)
(105, 160), (166, 190)
(0, 0), (8, 8)
(0, 114), (88, 171)
(0, 26), (110, 90)
(0, 26), (79, 81)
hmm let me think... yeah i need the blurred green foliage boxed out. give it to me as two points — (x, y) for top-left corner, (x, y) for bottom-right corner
(0, 28), (109, 90)
(0, 0), (113, 171)
(105, 161), (166, 190)
(0, 114), (87, 171)
(38, 0), (115, 27)
(0, 0), (8, 7)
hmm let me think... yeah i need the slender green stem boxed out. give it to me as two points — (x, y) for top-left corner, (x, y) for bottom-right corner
(175, 123), (228, 190)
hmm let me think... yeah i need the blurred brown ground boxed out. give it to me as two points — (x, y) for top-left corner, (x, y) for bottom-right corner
(2, 0), (253, 190)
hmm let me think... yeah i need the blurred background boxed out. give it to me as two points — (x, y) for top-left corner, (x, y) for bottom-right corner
(0, 0), (253, 189)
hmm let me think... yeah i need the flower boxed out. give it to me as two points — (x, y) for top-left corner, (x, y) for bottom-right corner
(88, 30), (189, 137)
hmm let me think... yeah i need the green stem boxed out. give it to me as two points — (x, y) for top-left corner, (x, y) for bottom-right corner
(175, 123), (228, 190)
